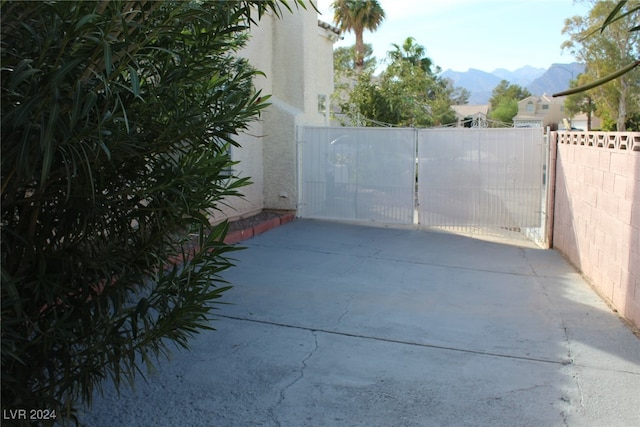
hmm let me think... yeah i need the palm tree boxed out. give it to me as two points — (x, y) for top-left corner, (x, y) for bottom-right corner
(332, 0), (385, 73)
(388, 37), (433, 74)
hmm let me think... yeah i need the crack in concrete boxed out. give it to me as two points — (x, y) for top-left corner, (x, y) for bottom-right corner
(230, 334), (263, 355)
(573, 371), (586, 409)
(521, 248), (575, 365)
(559, 372), (587, 426)
(520, 248), (587, 427)
(519, 247), (538, 276)
(331, 251), (378, 331)
(336, 293), (354, 329)
(269, 331), (319, 427)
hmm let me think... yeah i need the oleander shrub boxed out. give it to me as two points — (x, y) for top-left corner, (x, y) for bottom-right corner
(1, 1), (303, 424)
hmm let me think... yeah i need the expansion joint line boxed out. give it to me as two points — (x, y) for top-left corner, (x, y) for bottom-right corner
(218, 314), (572, 367)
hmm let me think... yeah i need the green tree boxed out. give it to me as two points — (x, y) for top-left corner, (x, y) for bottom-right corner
(0, 0), (303, 423)
(429, 82), (461, 125)
(488, 80), (531, 125)
(338, 69), (387, 126)
(332, 0), (386, 73)
(561, 0), (640, 130)
(332, 44), (377, 125)
(564, 75), (598, 130)
(340, 37), (459, 127)
(489, 80), (532, 107)
(555, 0), (639, 99)
(387, 36), (434, 72)
(379, 37), (438, 126)
(334, 44), (377, 73)
(489, 99), (519, 125)
(446, 79), (472, 105)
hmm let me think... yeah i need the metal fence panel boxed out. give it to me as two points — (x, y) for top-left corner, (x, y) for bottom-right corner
(417, 128), (545, 234)
(298, 126), (416, 224)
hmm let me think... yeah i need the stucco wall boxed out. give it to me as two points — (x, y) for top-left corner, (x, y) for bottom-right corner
(212, 11), (273, 222)
(260, 4), (335, 211)
(212, 121), (266, 222)
(262, 98), (300, 210)
(214, 3), (336, 217)
(552, 131), (640, 329)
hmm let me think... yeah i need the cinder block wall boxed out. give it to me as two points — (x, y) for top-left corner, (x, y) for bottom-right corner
(552, 132), (640, 329)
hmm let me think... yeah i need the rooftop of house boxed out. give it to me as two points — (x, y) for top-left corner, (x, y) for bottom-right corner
(520, 95), (566, 105)
(318, 19), (340, 36)
(451, 104), (489, 117)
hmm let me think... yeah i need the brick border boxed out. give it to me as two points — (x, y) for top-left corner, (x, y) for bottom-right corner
(164, 212), (295, 268)
(224, 213), (295, 244)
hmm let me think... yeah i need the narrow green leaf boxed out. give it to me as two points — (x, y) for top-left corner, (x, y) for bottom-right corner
(103, 40), (112, 76)
(50, 57), (84, 85)
(117, 94), (130, 135)
(128, 66), (141, 98)
(6, 93), (43, 128)
(601, 0), (628, 32)
(69, 81), (83, 128)
(135, 298), (149, 315)
(74, 13), (100, 31)
(8, 60), (40, 91)
(40, 97), (60, 186)
(81, 91), (98, 118)
(1, 272), (24, 319)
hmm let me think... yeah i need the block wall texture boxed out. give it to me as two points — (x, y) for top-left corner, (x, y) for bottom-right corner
(552, 132), (640, 330)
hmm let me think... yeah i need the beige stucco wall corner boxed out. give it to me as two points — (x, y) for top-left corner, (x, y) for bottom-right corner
(261, 97), (302, 211)
(211, 119), (267, 223)
(207, 3), (337, 220)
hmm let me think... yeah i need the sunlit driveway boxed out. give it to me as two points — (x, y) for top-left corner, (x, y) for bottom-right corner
(82, 219), (640, 427)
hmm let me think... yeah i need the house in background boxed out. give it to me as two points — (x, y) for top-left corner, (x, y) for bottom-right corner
(451, 104), (489, 127)
(214, 6), (340, 222)
(513, 95), (565, 129)
(560, 111), (602, 131)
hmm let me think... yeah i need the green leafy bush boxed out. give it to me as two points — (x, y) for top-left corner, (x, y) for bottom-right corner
(1, 1), (302, 423)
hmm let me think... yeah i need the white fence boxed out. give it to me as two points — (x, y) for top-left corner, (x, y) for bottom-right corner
(298, 126), (549, 245)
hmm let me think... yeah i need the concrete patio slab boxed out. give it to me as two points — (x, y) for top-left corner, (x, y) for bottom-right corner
(80, 219), (640, 427)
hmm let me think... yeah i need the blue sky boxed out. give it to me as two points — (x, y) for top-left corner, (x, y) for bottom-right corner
(315, 0), (593, 73)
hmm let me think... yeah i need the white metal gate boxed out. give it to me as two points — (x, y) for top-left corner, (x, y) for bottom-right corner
(297, 126), (416, 224)
(298, 126), (549, 245)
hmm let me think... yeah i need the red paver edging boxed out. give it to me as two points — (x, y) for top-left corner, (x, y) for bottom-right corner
(279, 213), (295, 225)
(223, 213), (295, 245)
(224, 228), (255, 245)
(78, 214), (296, 297)
(253, 217), (281, 237)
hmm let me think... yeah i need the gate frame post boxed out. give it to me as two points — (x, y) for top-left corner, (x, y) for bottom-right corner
(413, 127), (419, 227)
(296, 125), (304, 218)
(545, 130), (558, 249)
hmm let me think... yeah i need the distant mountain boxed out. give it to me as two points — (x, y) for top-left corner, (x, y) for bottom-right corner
(441, 63), (584, 104)
(441, 68), (501, 104)
(491, 66), (546, 87)
(527, 63), (585, 96)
